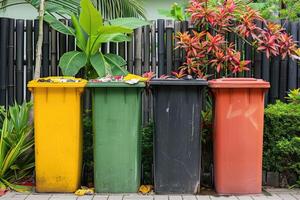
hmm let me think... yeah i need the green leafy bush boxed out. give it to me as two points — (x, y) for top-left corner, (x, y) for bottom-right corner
(250, 0), (300, 21)
(141, 122), (153, 185)
(286, 88), (300, 104)
(82, 110), (93, 187)
(264, 101), (300, 187)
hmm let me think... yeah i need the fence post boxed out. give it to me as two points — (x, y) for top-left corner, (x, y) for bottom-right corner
(26, 20), (33, 101)
(7, 19), (15, 106)
(166, 20), (174, 75)
(0, 18), (9, 107)
(16, 19), (24, 104)
(157, 19), (165, 76)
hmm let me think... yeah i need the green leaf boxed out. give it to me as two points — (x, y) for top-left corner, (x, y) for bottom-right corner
(107, 18), (149, 29)
(71, 14), (87, 51)
(44, 14), (75, 36)
(90, 53), (106, 78)
(96, 33), (131, 43)
(104, 54), (128, 76)
(79, 0), (103, 36)
(87, 33), (131, 55)
(58, 51), (87, 76)
(98, 25), (133, 34)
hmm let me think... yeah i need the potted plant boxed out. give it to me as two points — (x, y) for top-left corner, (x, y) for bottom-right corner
(45, 0), (149, 193)
(174, 0), (300, 195)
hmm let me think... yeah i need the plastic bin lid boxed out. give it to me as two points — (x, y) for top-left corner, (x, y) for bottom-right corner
(208, 78), (270, 88)
(150, 79), (208, 86)
(87, 82), (145, 88)
(27, 77), (87, 88)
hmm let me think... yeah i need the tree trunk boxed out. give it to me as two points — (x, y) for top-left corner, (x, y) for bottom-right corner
(33, 0), (45, 79)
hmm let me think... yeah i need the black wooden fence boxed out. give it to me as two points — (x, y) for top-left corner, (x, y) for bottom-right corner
(0, 18), (300, 110)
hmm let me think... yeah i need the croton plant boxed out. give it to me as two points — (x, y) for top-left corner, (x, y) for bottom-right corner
(172, 0), (300, 79)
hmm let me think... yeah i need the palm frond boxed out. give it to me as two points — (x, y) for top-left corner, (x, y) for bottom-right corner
(95, 0), (146, 19)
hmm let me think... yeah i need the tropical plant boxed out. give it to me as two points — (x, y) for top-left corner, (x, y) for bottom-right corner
(173, 0), (300, 78)
(0, 102), (34, 192)
(286, 88), (300, 104)
(46, 0), (148, 79)
(158, 2), (189, 21)
(0, 107), (4, 128)
(249, 0), (300, 21)
(0, 0), (146, 19)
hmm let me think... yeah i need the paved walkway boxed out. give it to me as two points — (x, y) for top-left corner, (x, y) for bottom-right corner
(0, 189), (299, 200)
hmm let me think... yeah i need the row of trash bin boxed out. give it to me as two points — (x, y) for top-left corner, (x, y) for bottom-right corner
(28, 77), (270, 195)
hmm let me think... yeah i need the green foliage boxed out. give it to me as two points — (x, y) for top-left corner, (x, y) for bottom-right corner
(96, 0), (146, 20)
(264, 101), (300, 187)
(286, 88), (300, 104)
(141, 122), (154, 185)
(0, 0), (146, 20)
(0, 107), (4, 128)
(0, 102), (34, 192)
(47, 0), (148, 79)
(250, 0), (300, 21)
(82, 110), (93, 186)
(158, 2), (189, 21)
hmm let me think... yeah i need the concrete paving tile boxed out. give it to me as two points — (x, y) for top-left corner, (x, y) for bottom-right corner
(153, 195), (168, 200)
(235, 196), (253, 200)
(50, 194), (77, 200)
(77, 195), (94, 200)
(26, 194), (52, 200)
(196, 195), (211, 200)
(275, 193), (297, 200)
(169, 195), (183, 200)
(93, 195), (108, 200)
(123, 194), (153, 200)
(182, 195), (197, 200)
(107, 195), (124, 200)
(210, 196), (238, 200)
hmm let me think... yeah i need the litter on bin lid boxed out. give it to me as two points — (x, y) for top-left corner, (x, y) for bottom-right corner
(37, 77), (81, 83)
(90, 74), (147, 84)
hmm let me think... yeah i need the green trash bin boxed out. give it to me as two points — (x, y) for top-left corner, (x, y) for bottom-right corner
(87, 82), (145, 193)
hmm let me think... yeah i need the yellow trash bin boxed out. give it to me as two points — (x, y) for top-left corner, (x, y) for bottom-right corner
(28, 77), (87, 193)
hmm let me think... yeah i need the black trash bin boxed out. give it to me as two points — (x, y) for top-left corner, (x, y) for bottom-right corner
(150, 79), (208, 194)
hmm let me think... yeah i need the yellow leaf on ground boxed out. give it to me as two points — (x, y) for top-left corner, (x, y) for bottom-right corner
(139, 185), (153, 194)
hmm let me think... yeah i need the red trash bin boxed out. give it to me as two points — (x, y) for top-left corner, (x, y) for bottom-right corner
(209, 78), (270, 195)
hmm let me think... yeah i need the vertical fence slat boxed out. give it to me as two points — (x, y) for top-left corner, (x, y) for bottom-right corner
(42, 22), (49, 77)
(127, 37), (134, 73)
(288, 21), (298, 90)
(34, 19), (38, 67)
(109, 42), (117, 54)
(118, 42), (126, 59)
(58, 20), (67, 75)
(67, 20), (75, 52)
(7, 19), (15, 106)
(166, 20), (173, 74)
(181, 21), (188, 67)
(174, 21), (181, 70)
(150, 21), (156, 74)
(254, 21), (263, 78)
(51, 28), (57, 76)
(269, 56), (280, 103)
(279, 20), (289, 101)
(157, 19), (165, 76)
(244, 37), (252, 77)
(26, 20), (33, 101)
(0, 18), (9, 106)
(134, 27), (142, 75)
(143, 25), (150, 73)
(16, 19), (24, 104)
